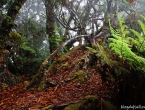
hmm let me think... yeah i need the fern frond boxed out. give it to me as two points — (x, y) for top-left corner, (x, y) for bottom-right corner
(86, 47), (97, 54)
(96, 43), (115, 66)
(140, 15), (145, 20)
(130, 29), (142, 39)
(18, 36), (35, 53)
(137, 20), (145, 35)
(109, 14), (145, 72)
(130, 23), (145, 53)
(87, 44), (116, 67)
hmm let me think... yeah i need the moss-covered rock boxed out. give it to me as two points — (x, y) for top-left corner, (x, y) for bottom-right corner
(101, 99), (115, 110)
(64, 95), (115, 110)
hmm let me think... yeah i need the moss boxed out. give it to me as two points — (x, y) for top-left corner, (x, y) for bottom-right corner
(47, 53), (70, 72)
(38, 80), (46, 91)
(9, 31), (21, 39)
(73, 70), (86, 83)
(47, 61), (58, 72)
(1, 83), (9, 90)
(64, 95), (99, 110)
(64, 95), (115, 110)
(57, 45), (85, 62)
(47, 53), (71, 73)
(46, 45), (87, 73)
(23, 81), (30, 90)
(62, 62), (69, 67)
(58, 54), (70, 62)
(57, 61), (69, 73)
(64, 102), (82, 110)
(102, 99), (115, 110)
(84, 95), (99, 100)
(29, 105), (52, 110)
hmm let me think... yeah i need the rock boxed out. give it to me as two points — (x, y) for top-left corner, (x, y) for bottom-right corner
(64, 95), (116, 110)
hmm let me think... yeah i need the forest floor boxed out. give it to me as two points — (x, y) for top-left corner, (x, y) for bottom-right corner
(1, 45), (119, 110)
(0, 71), (116, 109)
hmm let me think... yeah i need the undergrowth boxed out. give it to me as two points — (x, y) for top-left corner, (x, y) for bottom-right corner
(86, 14), (145, 105)
(87, 14), (145, 75)
(109, 14), (145, 72)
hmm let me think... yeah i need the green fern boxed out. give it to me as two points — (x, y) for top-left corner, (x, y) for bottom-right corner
(97, 43), (116, 66)
(129, 16), (145, 55)
(109, 15), (145, 71)
(86, 46), (98, 54)
(18, 36), (35, 53)
(87, 44), (116, 67)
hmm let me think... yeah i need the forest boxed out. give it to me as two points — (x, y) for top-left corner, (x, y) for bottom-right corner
(1, 0), (145, 109)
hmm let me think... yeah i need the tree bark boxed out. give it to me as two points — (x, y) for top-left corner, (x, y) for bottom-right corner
(44, 0), (56, 53)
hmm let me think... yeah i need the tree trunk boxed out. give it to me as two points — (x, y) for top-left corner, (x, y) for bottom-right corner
(44, 0), (56, 53)
(0, 0), (27, 85)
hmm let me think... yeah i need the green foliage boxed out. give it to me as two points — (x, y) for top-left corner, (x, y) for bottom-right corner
(87, 14), (145, 75)
(8, 31), (35, 53)
(64, 95), (115, 110)
(17, 35), (35, 53)
(86, 44), (116, 67)
(47, 31), (63, 51)
(129, 15), (145, 55)
(9, 18), (50, 75)
(15, 6), (19, 11)
(109, 14), (145, 72)
(20, 56), (44, 74)
(86, 46), (98, 54)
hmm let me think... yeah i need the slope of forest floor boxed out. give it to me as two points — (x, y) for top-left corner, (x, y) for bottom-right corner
(0, 45), (127, 109)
